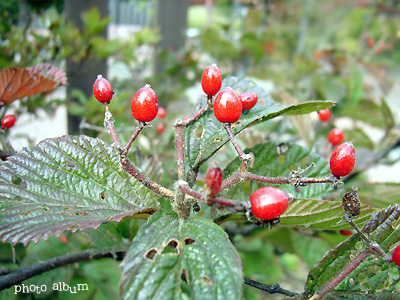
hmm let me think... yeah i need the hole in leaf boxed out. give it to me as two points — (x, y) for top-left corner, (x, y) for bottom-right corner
(376, 281), (385, 292)
(145, 248), (157, 260)
(193, 124), (204, 139)
(180, 269), (191, 296)
(65, 159), (76, 169)
(360, 281), (371, 291)
(100, 192), (106, 200)
(184, 238), (195, 245)
(231, 120), (241, 129)
(64, 206), (72, 210)
(348, 277), (355, 287)
(161, 239), (179, 254)
(5, 83), (14, 92)
(276, 143), (289, 155)
(41, 205), (49, 212)
(213, 137), (222, 143)
(201, 275), (213, 286)
(368, 264), (382, 274)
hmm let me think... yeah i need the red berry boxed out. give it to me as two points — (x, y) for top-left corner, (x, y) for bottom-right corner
(392, 245), (400, 267)
(339, 230), (353, 236)
(1, 115), (16, 129)
(239, 92), (258, 110)
(93, 75), (113, 103)
(204, 167), (223, 198)
(158, 107), (166, 119)
(156, 123), (165, 134)
(250, 187), (289, 220)
(328, 128), (344, 146)
(131, 86), (158, 122)
(318, 109), (331, 122)
(213, 88), (242, 123)
(330, 142), (356, 177)
(201, 64), (222, 96)
(60, 236), (68, 244)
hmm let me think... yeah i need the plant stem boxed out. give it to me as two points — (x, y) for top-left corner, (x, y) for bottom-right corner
(120, 154), (175, 201)
(0, 250), (126, 291)
(310, 250), (370, 300)
(104, 103), (121, 148)
(224, 122), (245, 157)
(178, 182), (248, 212)
(221, 172), (337, 191)
(182, 102), (211, 127)
(174, 122), (186, 180)
(122, 121), (145, 154)
(244, 277), (299, 297)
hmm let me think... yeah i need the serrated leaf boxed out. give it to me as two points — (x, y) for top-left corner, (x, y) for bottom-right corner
(216, 142), (377, 229)
(83, 222), (131, 253)
(356, 182), (400, 208)
(120, 210), (243, 300)
(185, 77), (335, 168)
(305, 205), (400, 296)
(0, 135), (160, 246)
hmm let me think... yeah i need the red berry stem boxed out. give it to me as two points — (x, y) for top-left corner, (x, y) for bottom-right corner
(119, 153), (174, 201)
(178, 182), (248, 212)
(207, 94), (213, 107)
(104, 104), (121, 148)
(122, 121), (145, 155)
(181, 101), (212, 127)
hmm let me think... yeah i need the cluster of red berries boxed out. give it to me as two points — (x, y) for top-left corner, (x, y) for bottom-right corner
(201, 64), (258, 123)
(318, 108), (344, 146)
(1, 115), (16, 129)
(93, 75), (166, 134)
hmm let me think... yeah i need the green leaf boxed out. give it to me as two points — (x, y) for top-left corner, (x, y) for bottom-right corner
(0, 135), (159, 246)
(185, 76), (335, 169)
(380, 98), (395, 130)
(305, 205), (400, 296)
(356, 182), (400, 208)
(216, 142), (377, 229)
(120, 210), (243, 300)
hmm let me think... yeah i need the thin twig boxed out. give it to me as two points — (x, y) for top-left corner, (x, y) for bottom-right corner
(0, 250), (126, 291)
(122, 121), (145, 154)
(104, 103), (121, 148)
(310, 250), (370, 300)
(120, 153), (175, 201)
(244, 277), (299, 297)
(174, 122), (186, 180)
(178, 182), (248, 212)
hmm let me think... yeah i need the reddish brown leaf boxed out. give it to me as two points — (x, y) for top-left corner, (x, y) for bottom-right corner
(0, 63), (67, 104)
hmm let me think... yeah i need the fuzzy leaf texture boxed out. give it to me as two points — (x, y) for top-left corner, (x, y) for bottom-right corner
(185, 76), (335, 168)
(120, 209), (243, 300)
(0, 135), (160, 246)
(216, 142), (377, 229)
(305, 205), (400, 297)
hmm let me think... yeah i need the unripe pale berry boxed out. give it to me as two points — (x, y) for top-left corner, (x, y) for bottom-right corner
(1, 115), (16, 129)
(250, 187), (289, 220)
(201, 64), (222, 96)
(204, 167), (223, 198)
(328, 128), (344, 146)
(239, 92), (258, 110)
(213, 88), (242, 123)
(131, 86), (158, 122)
(330, 142), (356, 177)
(93, 75), (113, 103)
